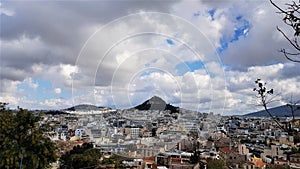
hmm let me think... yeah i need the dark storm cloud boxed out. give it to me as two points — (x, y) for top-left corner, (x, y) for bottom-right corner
(280, 63), (300, 78)
(1, 1), (179, 44)
(0, 67), (27, 81)
(0, 0), (179, 82)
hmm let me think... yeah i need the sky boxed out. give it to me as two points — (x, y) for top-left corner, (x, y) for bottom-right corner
(0, 0), (299, 115)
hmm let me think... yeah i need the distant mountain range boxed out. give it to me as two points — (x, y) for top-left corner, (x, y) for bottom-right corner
(65, 104), (108, 111)
(60, 98), (300, 117)
(64, 96), (180, 113)
(133, 96), (179, 113)
(244, 105), (300, 117)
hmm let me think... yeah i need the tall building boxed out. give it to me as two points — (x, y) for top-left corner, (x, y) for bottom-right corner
(131, 128), (140, 139)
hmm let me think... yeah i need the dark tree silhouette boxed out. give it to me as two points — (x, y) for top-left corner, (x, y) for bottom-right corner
(253, 79), (286, 131)
(286, 94), (300, 121)
(270, 0), (300, 62)
(0, 103), (57, 169)
(59, 142), (102, 169)
(206, 158), (227, 169)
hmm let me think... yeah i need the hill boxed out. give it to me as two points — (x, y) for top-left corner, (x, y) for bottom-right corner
(65, 104), (108, 111)
(244, 105), (300, 117)
(133, 96), (179, 113)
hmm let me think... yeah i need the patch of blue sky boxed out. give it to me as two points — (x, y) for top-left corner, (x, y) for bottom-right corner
(18, 78), (46, 92)
(231, 22), (250, 42)
(217, 16), (251, 53)
(236, 15), (242, 21)
(53, 87), (71, 99)
(208, 8), (216, 20)
(217, 37), (229, 53)
(175, 60), (205, 75)
(140, 71), (153, 77)
(17, 78), (71, 101)
(145, 58), (157, 67)
(166, 39), (175, 45)
(139, 68), (165, 77)
(193, 8), (215, 19)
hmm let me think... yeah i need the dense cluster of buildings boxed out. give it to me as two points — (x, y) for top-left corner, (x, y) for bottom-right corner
(42, 105), (300, 169)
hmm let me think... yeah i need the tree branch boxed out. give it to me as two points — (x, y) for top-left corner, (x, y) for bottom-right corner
(277, 27), (300, 50)
(270, 0), (300, 63)
(281, 49), (300, 62)
(270, 0), (288, 14)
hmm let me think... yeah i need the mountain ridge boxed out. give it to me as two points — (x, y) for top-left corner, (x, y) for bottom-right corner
(65, 104), (109, 111)
(64, 96), (180, 113)
(133, 95), (180, 113)
(243, 105), (300, 117)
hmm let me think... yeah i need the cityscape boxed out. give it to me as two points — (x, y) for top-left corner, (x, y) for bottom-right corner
(49, 96), (300, 169)
(1, 0), (300, 169)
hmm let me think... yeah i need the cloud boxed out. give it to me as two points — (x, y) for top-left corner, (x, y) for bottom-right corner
(1, 0), (299, 115)
(24, 78), (39, 89)
(0, 2), (14, 16)
(220, 1), (293, 68)
(54, 88), (61, 94)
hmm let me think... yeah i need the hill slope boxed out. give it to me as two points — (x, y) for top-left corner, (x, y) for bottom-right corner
(244, 105), (300, 117)
(133, 96), (179, 113)
(65, 104), (108, 111)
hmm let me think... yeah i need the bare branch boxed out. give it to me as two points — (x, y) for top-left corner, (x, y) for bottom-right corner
(281, 49), (300, 62)
(279, 49), (300, 55)
(270, 0), (288, 14)
(253, 79), (286, 131)
(277, 27), (300, 50)
(270, 0), (300, 62)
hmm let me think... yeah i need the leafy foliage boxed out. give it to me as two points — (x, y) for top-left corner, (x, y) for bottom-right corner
(294, 134), (300, 144)
(100, 153), (136, 169)
(59, 142), (102, 169)
(206, 159), (227, 169)
(0, 103), (57, 169)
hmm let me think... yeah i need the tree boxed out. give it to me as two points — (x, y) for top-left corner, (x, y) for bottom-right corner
(253, 79), (286, 131)
(59, 142), (102, 169)
(190, 151), (200, 164)
(0, 103), (57, 169)
(206, 159), (227, 169)
(285, 94), (300, 121)
(294, 134), (300, 144)
(270, 0), (300, 62)
(101, 154), (126, 168)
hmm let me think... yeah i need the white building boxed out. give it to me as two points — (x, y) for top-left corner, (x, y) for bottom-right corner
(75, 129), (85, 137)
(131, 128), (140, 139)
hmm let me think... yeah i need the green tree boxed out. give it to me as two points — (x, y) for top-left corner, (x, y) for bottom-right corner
(0, 103), (57, 169)
(206, 159), (227, 169)
(101, 154), (127, 168)
(59, 142), (102, 169)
